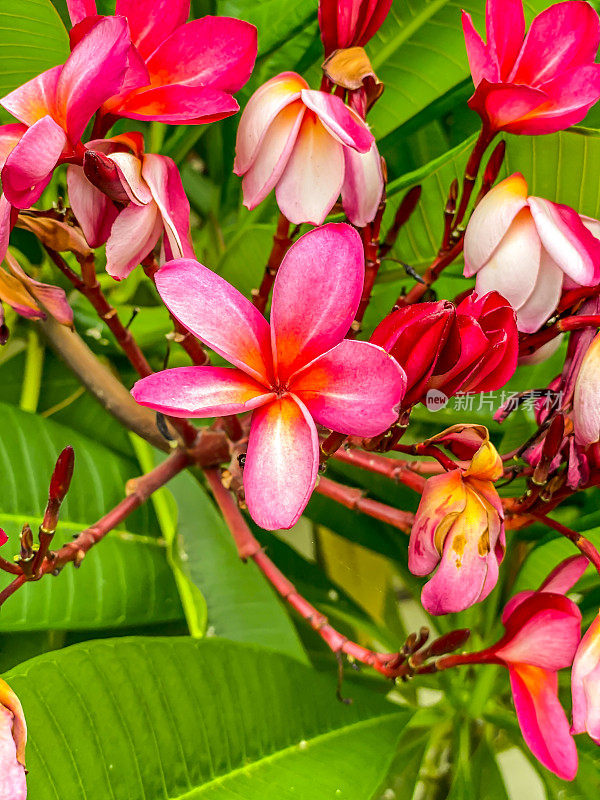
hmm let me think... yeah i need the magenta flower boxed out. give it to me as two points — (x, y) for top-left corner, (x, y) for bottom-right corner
(67, 134), (193, 279)
(0, 677), (26, 800)
(464, 174), (600, 333)
(132, 223), (406, 529)
(318, 0), (393, 57)
(462, 0), (600, 135)
(0, 17), (133, 209)
(571, 610), (600, 744)
(67, 0), (257, 126)
(234, 73), (383, 226)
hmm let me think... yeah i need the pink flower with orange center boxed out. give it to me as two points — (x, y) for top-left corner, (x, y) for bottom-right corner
(131, 223), (406, 530)
(234, 73), (383, 226)
(462, 0), (600, 135)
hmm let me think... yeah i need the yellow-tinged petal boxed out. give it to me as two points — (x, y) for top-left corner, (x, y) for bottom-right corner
(0, 678), (26, 767)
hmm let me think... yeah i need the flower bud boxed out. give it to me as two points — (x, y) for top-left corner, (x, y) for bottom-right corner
(0, 678), (26, 800)
(318, 0), (393, 56)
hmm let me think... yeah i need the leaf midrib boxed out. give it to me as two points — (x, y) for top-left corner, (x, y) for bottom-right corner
(370, 0), (450, 70)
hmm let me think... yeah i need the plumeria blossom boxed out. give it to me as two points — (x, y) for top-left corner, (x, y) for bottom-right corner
(464, 174), (600, 333)
(0, 677), (26, 800)
(462, 0), (600, 135)
(0, 252), (73, 328)
(234, 72), (383, 226)
(0, 17), (134, 209)
(469, 557), (587, 780)
(67, 133), (193, 279)
(67, 0), (257, 126)
(573, 332), (600, 448)
(408, 426), (505, 615)
(132, 223), (406, 530)
(371, 291), (518, 407)
(319, 0), (393, 56)
(571, 609), (600, 744)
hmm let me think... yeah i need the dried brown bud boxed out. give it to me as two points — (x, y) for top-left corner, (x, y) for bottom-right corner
(322, 46), (379, 91)
(16, 215), (91, 258)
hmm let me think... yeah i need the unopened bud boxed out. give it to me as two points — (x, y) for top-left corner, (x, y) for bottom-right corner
(83, 150), (131, 205)
(445, 179), (459, 216)
(48, 446), (75, 504)
(423, 628), (471, 658)
(19, 524), (33, 559)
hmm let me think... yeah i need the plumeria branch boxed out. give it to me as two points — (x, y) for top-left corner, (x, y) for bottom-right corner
(252, 213), (293, 313)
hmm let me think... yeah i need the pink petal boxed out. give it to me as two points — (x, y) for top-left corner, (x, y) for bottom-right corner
(464, 174), (529, 276)
(66, 0), (96, 25)
(115, 84), (240, 124)
(571, 613), (600, 740)
(155, 259), (273, 385)
(574, 332), (600, 446)
(67, 166), (118, 248)
(509, 665), (578, 781)
(409, 470), (467, 576)
(318, 0), (339, 54)
(529, 196), (600, 286)
(131, 366), (274, 417)
(115, 0), (189, 60)
(0, 124), (27, 168)
(1, 66), (61, 127)
(462, 11), (499, 86)
(0, 195), (12, 265)
(485, 0), (524, 80)
(301, 89), (373, 153)
(270, 223), (363, 380)
(511, 1), (600, 87)
(105, 202), (162, 280)
(57, 16), (132, 140)
(108, 152), (153, 204)
(341, 142), (384, 227)
(241, 101), (305, 209)
(145, 16), (257, 94)
(142, 154), (194, 259)
(496, 593), (581, 670)
(469, 80), (548, 133)
(234, 72), (307, 175)
(515, 250), (563, 334)
(540, 555), (589, 594)
(5, 253), (73, 327)
(474, 208), (541, 321)
(275, 114), (344, 225)
(356, 0), (393, 46)
(0, 707), (27, 800)
(291, 339), (405, 436)
(1, 116), (66, 208)
(244, 394), (319, 530)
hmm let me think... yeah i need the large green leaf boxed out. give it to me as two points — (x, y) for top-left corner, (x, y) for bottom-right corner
(0, 0), (69, 119)
(0, 403), (183, 631)
(6, 636), (413, 799)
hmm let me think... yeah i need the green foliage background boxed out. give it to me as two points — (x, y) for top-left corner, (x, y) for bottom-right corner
(0, 0), (599, 797)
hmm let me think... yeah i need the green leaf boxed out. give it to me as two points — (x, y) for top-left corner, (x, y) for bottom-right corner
(0, 403), (183, 631)
(0, 0), (69, 121)
(166, 465), (308, 662)
(7, 636), (413, 799)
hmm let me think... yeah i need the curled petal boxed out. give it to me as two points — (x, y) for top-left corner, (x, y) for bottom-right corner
(132, 366), (274, 418)
(108, 153), (153, 204)
(105, 202), (162, 280)
(571, 612), (600, 742)
(0, 195), (12, 265)
(301, 89), (373, 153)
(156, 259), (273, 385)
(509, 665), (577, 781)
(341, 142), (384, 227)
(574, 332), (600, 446)
(292, 339), (405, 437)
(67, 166), (118, 249)
(6, 253), (73, 327)
(142, 154), (195, 260)
(0, 691), (26, 800)
(275, 114), (345, 225)
(515, 250), (563, 334)
(244, 394), (319, 530)
(115, 0), (189, 60)
(270, 223), (363, 380)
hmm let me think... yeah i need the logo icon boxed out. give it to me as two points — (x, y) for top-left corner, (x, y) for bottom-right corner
(425, 389), (448, 412)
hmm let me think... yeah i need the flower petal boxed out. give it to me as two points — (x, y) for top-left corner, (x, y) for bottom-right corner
(145, 16), (257, 94)
(571, 613), (600, 740)
(0, 124), (27, 168)
(515, 250), (563, 333)
(1, 66), (61, 127)
(540, 554), (589, 594)
(108, 152), (153, 204)
(142, 154), (194, 259)
(244, 394), (319, 530)
(485, 0), (525, 80)
(528, 196), (600, 286)
(0, 195), (13, 265)
(574, 332), (600, 446)
(464, 173), (529, 276)
(6, 253), (73, 327)
(270, 223), (363, 380)
(241, 101), (305, 209)
(0, 705), (27, 800)
(509, 665), (578, 781)
(469, 80), (548, 133)
(66, 0), (97, 24)
(115, 0), (189, 60)
(341, 142), (384, 227)
(115, 84), (240, 124)
(132, 366), (274, 417)
(462, 11), (499, 86)
(155, 259), (273, 385)
(67, 166), (118, 249)
(301, 89), (373, 153)
(105, 202), (162, 280)
(292, 339), (405, 436)
(275, 114), (345, 225)
(234, 72), (307, 175)
(1, 115), (66, 208)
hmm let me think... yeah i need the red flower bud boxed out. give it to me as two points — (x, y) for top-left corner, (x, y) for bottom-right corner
(83, 150), (131, 205)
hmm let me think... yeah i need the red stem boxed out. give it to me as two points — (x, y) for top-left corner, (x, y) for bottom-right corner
(535, 514), (600, 576)
(331, 448), (426, 492)
(316, 476), (414, 533)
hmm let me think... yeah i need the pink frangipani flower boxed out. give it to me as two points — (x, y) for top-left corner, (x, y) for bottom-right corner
(132, 223), (406, 530)
(0, 17), (133, 209)
(462, 0), (600, 135)
(0, 677), (26, 800)
(318, 0), (393, 57)
(234, 72), (383, 226)
(67, 134), (193, 279)
(571, 609), (600, 744)
(67, 0), (257, 126)
(464, 174), (600, 333)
